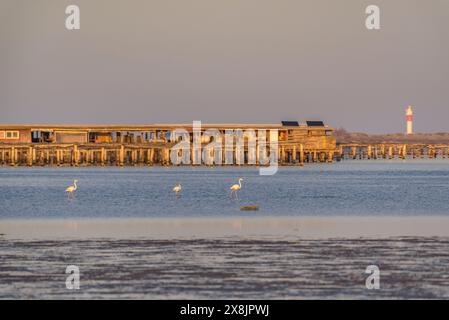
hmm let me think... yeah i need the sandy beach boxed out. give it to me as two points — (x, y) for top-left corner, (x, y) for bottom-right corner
(3, 216), (449, 240)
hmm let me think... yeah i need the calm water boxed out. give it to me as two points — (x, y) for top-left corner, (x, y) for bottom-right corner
(1, 160), (449, 218)
(2, 160), (449, 299)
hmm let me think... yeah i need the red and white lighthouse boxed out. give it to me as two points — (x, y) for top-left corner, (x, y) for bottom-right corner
(406, 106), (413, 135)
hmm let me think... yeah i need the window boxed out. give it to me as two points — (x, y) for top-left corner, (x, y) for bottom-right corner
(5, 131), (19, 139)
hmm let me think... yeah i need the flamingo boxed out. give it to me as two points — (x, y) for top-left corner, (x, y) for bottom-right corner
(173, 183), (182, 196)
(230, 178), (243, 199)
(65, 179), (78, 198)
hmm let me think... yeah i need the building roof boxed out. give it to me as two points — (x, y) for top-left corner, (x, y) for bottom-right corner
(0, 122), (332, 131)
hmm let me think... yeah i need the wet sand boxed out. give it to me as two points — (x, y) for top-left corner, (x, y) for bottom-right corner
(2, 217), (449, 299)
(2, 216), (449, 240)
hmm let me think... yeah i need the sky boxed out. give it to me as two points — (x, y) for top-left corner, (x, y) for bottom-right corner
(0, 0), (448, 133)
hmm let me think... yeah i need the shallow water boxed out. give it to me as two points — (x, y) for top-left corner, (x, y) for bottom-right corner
(1, 160), (449, 218)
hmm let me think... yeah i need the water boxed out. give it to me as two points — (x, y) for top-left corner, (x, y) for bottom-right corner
(1, 160), (449, 218)
(2, 160), (449, 299)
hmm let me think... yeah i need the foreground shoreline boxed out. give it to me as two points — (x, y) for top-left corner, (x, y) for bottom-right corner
(2, 217), (449, 299)
(2, 216), (449, 240)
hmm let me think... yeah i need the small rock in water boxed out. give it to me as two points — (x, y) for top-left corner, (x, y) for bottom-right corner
(240, 205), (259, 211)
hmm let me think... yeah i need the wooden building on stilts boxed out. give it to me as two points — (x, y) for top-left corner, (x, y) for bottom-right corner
(0, 121), (336, 167)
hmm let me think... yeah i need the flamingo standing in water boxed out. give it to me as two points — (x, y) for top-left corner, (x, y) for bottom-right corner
(65, 180), (78, 198)
(230, 178), (243, 199)
(173, 183), (182, 196)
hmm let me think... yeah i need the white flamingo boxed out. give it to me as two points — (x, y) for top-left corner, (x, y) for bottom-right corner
(173, 183), (182, 196)
(65, 179), (78, 198)
(230, 178), (243, 199)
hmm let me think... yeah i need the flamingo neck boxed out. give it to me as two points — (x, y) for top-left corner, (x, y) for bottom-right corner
(73, 182), (77, 190)
(239, 180), (242, 188)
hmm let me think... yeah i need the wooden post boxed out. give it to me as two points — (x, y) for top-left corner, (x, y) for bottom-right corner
(73, 145), (79, 166)
(165, 148), (170, 165)
(319, 152), (325, 162)
(27, 147), (33, 166)
(139, 148), (144, 165)
(17, 148), (21, 165)
(160, 148), (166, 165)
(292, 145), (297, 163)
(119, 145), (125, 166)
(36, 149), (41, 165)
(221, 145), (225, 166)
(147, 148), (153, 166)
(282, 148), (287, 164)
(351, 147), (356, 159)
(192, 144), (200, 165)
(32, 147), (36, 164)
(131, 149), (137, 165)
(56, 149), (61, 166)
(101, 147), (106, 166)
(256, 144), (260, 165)
(277, 146), (281, 164)
(11, 147), (16, 166)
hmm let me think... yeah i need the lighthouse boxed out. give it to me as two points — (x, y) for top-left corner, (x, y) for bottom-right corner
(406, 106), (413, 135)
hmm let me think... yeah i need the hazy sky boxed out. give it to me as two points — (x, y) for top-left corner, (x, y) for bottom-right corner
(1, 0), (448, 133)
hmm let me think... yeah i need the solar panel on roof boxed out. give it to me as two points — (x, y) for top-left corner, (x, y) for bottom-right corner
(281, 121), (299, 126)
(306, 121), (325, 127)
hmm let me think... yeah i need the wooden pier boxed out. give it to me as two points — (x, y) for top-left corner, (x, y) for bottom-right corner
(0, 142), (340, 167)
(336, 143), (449, 160)
(1, 141), (447, 167)
(0, 143), (171, 167)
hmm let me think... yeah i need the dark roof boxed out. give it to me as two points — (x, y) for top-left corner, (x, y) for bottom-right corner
(281, 121), (299, 126)
(306, 121), (325, 127)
